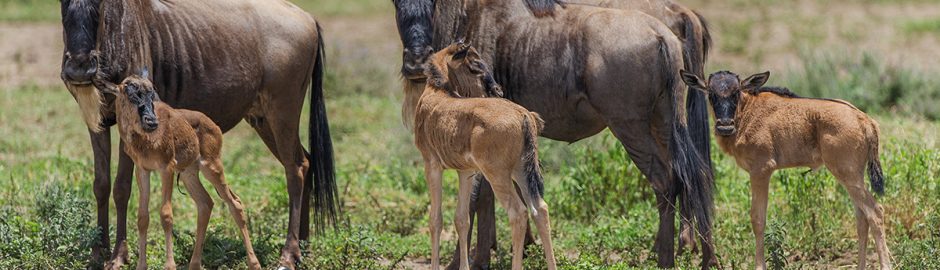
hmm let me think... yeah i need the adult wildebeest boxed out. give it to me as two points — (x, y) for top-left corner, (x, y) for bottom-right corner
(95, 72), (261, 270)
(59, 0), (338, 268)
(680, 70), (892, 270)
(409, 42), (557, 270)
(392, 0), (716, 268)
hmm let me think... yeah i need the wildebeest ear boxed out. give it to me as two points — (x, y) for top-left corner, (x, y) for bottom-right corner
(741, 71), (770, 93)
(679, 70), (707, 93)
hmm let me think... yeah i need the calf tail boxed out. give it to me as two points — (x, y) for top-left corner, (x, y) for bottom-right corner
(521, 113), (545, 209)
(867, 121), (885, 196)
(659, 36), (715, 243)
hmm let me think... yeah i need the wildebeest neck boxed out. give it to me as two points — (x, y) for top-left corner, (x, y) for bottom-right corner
(97, 0), (154, 81)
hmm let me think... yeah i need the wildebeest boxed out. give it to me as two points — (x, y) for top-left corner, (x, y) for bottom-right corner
(680, 70), (892, 270)
(94, 72), (261, 270)
(409, 42), (557, 270)
(392, 0), (716, 268)
(59, 0), (337, 268)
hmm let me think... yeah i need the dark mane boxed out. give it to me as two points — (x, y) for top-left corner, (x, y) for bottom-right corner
(524, 0), (563, 17)
(755, 86), (801, 98)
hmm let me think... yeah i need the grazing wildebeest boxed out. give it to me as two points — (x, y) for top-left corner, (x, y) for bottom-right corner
(95, 72), (261, 270)
(392, 0), (717, 268)
(680, 70), (892, 270)
(58, 0), (337, 268)
(408, 42), (556, 270)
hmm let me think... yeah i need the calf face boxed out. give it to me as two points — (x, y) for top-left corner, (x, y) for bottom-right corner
(119, 71), (160, 132)
(680, 70), (769, 136)
(428, 42), (503, 98)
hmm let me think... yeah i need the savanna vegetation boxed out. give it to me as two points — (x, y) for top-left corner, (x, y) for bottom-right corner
(0, 0), (938, 269)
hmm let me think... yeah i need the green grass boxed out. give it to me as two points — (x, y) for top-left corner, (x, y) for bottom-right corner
(1, 0), (939, 267)
(2, 52), (939, 269)
(903, 18), (940, 35)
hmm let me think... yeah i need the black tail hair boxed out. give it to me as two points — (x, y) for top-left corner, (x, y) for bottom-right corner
(867, 123), (885, 195)
(308, 22), (340, 231)
(680, 12), (713, 179)
(659, 36), (715, 247)
(521, 114), (544, 201)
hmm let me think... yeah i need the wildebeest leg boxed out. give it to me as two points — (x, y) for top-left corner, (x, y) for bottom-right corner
(606, 119), (676, 267)
(300, 147), (313, 240)
(748, 170), (772, 270)
(179, 165), (212, 270)
(200, 158), (263, 270)
(134, 166), (151, 270)
(108, 144), (134, 270)
(259, 68), (311, 268)
(678, 205), (697, 255)
(158, 170), (177, 270)
(269, 125), (309, 269)
(447, 176), (497, 270)
(455, 170), (476, 270)
(423, 159), (445, 269)
(89, 129), (111, 268)
(831, 168), (892, 270)
(247, 114), (317, 243)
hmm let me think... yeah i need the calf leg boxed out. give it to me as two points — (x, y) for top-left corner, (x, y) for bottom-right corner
(424, 160), (445, 270)
(749, 171), (772, 270)
(200, 158), (262, 270)
(447, 175), (497, 270)
(855, 206), (870, 270)
(833, 169), (892, 270)
(179, 166), (212, 270)
(134, 167), (151, 270)
(512, 169), (557, 270)
(482, 169), (527, 270)
(159, 170), (177, 270)
(454, 171), (476, 270)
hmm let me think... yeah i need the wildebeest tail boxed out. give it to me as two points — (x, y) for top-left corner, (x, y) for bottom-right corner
(867, 121), (885, 195)
(308, 22), (340, 231)
(521, 113), (545, 206)
(658, 36), (714, 243)
(681, 12), (714, 179)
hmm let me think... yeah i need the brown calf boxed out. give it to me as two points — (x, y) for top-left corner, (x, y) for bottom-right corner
(404, 42), (557, 270)
(681, 70), (891, 270)
(95, 72), (261, 270)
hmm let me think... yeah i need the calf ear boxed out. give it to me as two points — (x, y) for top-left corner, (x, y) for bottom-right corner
(742, 71), (770, 92)
(679, 70), (707, 93)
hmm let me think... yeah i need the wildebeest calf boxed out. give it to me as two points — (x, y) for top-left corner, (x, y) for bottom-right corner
(680, 70), (891, 270)
(403, 42), (557, 270)
(95, 71), (261, 270)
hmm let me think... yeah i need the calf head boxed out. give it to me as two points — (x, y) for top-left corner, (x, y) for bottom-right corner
(680, 70), (770, 136)
(427, 41), (503, 98)
(98, 69), (160, 132)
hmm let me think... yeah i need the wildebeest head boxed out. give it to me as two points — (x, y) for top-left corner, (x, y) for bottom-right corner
(680, 70), (769, 136)
(118, 69), (160, 132)
(392, 0), (435, 81)
(60, 0), (101, 85)
(428, 41), (503, 98)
